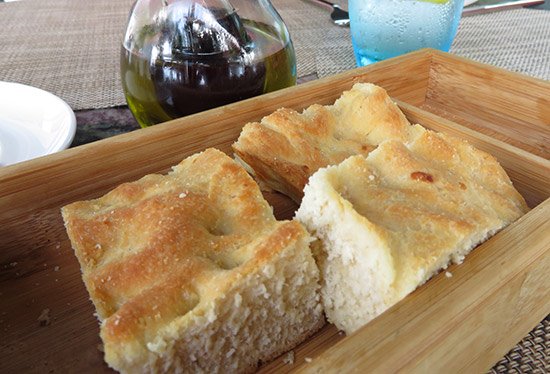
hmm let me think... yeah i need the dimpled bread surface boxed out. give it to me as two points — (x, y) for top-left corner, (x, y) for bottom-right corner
(232, 83), (415, 202)
(62, 148), (323, 373)
(295, 127), (529, 334)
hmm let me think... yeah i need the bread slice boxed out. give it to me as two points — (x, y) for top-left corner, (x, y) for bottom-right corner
(232, 83), (413, 202)
(295, 128), (529, 334)
(61, 148), (323, 373)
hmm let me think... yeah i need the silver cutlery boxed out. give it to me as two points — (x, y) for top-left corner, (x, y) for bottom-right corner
(307, 0), (350, 27)
(462, 0), (544, 15)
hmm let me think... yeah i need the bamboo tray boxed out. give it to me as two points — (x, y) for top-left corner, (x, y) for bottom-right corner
(0, 49), (549, 373)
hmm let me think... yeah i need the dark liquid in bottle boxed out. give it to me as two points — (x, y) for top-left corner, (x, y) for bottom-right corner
(121, 13), (296, 127)
(151, 50), (266, 120)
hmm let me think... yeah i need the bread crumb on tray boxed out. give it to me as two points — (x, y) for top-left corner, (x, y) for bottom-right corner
(283, 351), (295, 365)
(37, 309), (51, 326)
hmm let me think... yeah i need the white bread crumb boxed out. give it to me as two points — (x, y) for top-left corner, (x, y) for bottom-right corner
(283, 351), (295, 365)
(445, 271), (453, 278)
(37, 309), (51, 326)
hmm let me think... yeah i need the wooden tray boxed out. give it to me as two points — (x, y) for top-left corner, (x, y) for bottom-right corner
(1, 49), (548, 373)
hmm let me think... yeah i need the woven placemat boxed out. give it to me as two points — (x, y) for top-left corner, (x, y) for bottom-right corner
(452, 9), (550, 79)
(490, 315), (549, 374)
(274, 0), (355, 78)
(0, 0), (134, 110)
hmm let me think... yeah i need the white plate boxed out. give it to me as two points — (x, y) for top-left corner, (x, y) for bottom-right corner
(464, 0), (479, 6)
(0, 82), (76, 166)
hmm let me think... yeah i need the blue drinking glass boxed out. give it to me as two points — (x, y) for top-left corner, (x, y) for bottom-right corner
(349, 0), (465, 66)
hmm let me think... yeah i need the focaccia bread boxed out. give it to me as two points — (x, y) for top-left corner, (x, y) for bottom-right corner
(295, 128), (529, 334)
(232, 83), (413, 202)
(62, 148), (323, 373)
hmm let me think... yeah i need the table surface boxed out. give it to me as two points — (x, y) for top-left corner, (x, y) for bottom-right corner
(0, 0), (548, 372)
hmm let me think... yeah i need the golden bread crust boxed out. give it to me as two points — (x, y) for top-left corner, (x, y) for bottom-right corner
(63, 149), (274, 316)
(347, 128), (529, 283)
(62, 149), (322, 372)
(232, 83), (412, 201)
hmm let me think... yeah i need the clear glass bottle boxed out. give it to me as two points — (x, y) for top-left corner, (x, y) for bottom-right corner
(121, 0), (296, 127)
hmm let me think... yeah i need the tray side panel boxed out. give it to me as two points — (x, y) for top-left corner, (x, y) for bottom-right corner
(351, 51), (431, 106)
(425, 52), (550, 159)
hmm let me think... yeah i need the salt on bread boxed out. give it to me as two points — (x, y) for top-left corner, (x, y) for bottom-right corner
(295, 128), (529, 334)
(232, 83), (413, 202)
(61, 148), (323, 373)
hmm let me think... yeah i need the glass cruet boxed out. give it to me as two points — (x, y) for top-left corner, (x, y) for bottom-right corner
(121, 0), (296, 127)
